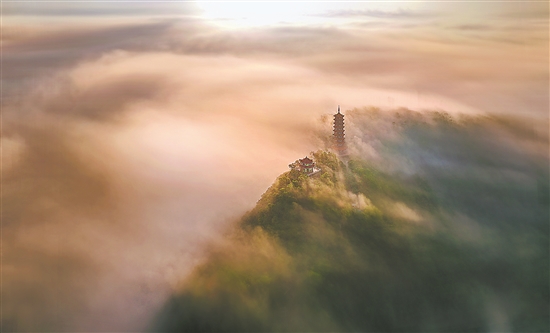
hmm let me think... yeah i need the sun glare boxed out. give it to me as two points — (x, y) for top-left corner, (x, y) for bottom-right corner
(193, 1), (427, 29)
(194, 1), (329, 28)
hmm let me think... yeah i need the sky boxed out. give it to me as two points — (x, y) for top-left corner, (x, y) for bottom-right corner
(2, 1), (549, 331)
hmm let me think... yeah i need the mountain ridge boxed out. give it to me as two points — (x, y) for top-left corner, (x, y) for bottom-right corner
(152, 110), (549, 332)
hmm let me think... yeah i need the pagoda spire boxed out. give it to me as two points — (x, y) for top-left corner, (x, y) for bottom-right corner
(333, 105), (348, 156)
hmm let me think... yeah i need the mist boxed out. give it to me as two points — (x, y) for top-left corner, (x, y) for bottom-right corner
(155, 111), (549, 331)
(3, 1), (548, 331)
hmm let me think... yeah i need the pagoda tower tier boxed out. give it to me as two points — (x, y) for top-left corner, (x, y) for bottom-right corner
(332, 105), (348, 156)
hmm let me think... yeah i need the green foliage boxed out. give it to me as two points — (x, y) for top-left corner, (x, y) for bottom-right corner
(153, 146), (549, 332)
(312, 150), (340, 172)
(346, 159), (438, 212)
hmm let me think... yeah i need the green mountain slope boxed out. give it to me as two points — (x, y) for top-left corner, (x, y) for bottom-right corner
(152, 110), (549, 332)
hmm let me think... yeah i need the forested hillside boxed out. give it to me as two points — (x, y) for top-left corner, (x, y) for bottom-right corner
(152, 110), (549, 332)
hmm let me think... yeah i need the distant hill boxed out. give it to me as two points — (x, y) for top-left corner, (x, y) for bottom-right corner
(151, 109), (549, 332)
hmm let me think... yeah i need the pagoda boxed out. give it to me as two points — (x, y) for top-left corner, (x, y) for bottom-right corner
(298, 156), (315, 174)
(333, 105), (348, 156)
(288, 156), (320, 176)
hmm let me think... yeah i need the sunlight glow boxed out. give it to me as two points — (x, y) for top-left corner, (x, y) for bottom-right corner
(193, 1), (427, 29)
(194, 1), (330, 28)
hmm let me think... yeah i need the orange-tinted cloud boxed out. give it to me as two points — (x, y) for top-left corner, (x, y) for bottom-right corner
(3, 2), (547, 331)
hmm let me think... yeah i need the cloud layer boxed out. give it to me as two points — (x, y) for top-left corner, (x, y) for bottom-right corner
(3, 2), (548, 331)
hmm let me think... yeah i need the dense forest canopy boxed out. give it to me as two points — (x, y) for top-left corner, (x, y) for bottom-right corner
(153, 109), (549, 332)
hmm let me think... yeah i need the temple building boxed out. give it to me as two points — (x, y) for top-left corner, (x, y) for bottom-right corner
(289, 156), (320, 176)
(333, 105), (348, 156)
(298, 157), (314, 174)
